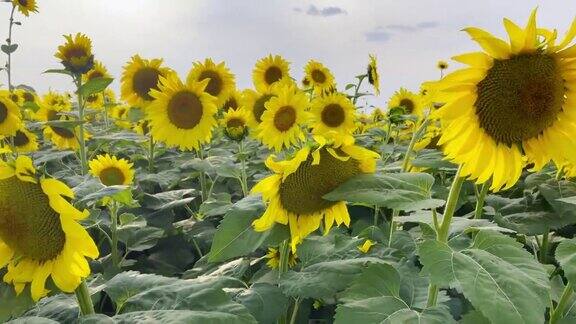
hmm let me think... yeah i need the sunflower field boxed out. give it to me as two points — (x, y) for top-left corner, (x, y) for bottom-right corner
(2, 2), (576, 323)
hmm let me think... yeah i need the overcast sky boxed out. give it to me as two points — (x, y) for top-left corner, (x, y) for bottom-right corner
(1, 0), (575, 109)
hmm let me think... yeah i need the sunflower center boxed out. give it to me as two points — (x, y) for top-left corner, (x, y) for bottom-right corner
(51, 126), (75, 139)
(10, 94), (19, 103)
(23, 92), (34, 102)
(87, 94), (98, 103)
(18, 0), (27, 6)
(66, 47), (87, 60)
(227, 117), (245, 128)
(280, 148), (360, 215)
(133, 67), (161, 101)
(89, 71), (104, 80)
(367, 66), (376, 85)
(274, 106), (297, 131)
(321, 103), (345, 127)
(0, 102), (7, 123)
(222, 97), (238, 112)
(199, 70), (223, 97)
(311, 70), (326, 83)
(399, 99), (415, 114)
(0, 177), (66, 261)
(475, 54), (565, 145)
(99, 167), (126, 186)
(167, 91), (203, 129)
(13, 130), (29, 147)
(265, 66), (283, 85)
(253, 94), (274, 123)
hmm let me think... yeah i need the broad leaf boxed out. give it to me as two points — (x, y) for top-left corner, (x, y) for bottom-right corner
(78, 77), (113, 97)
(556, 238), (576, 283)
(235, 283), (289, 324)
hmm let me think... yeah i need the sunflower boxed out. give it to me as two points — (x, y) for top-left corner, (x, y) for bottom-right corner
(221, 90), (242, 112)
(310, 92), (356, 147)
(147, 73), (218, 151)
(43, 124), (87, 151)
(371, 107), (386, 123)
(41, 91), (72, 112)
(304, 60), (336, 95)
(437, 60), (449, 70)
(55, 33), (94, 74)
(121, 55), (172, 108)
(11, 0), (38, 16)
(257, 85), (311, 151)
(2, 89), (23, 106)
(186, 58), (235, 108)
(133, 119), (150, 136)
(388, 88), (425, 121)
(221, 107), (249, 142)
(0, 156), (99, 301)
(89, 154), (134, 186)
(367, 54), (380, 95)
(242, 89), (276, 131)
(265, 247), (297, 269)
(253, 55), (292, 92)
(252, 140), (379, 250)
(103, 88), (117, 105)
(2, 127), (39, 153)
(82, 60), (110, 83)
(0, 95), (22, 136)
(358, 239), (376, 253)
(20, 90), (38, 105)
(429, 10), (576, 191)
(109, 105), (132, 130)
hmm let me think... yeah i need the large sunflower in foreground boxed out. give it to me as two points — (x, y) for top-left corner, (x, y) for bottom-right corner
(304, 60), (336, 95)
(0, 96), (22, 136)
(186, 58), (235, 108)
(257, 85), (311, 151)
(89, 154), (134, 186)
(253, 55), (292, 92)
(252, 141), (379, 250)
(0, 156), (98, 301)
(12, 0), (38, 16)
(55, 33), (94, 74)
(430, 10), (576, 191)
(388, 88), (424, 120)
(121, 55), (172, 108)
(310, 92), (356, 147)
(147, 74), (218, 151)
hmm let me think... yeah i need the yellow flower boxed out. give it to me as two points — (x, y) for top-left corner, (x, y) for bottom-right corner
(367, 54), (380, 95)
(82, 60), (110, 83)
(257, 84), (311, 151)
(265, 247), (297, 269)
(221, 90), (242, 112)
(304, 60), (336, 95)
(186, 58), (235, 108)
(85, 92), (104, 110)
(43, 124), (88, 151)
(147, 73), (218, 151)
(242, 88), (276, 132)
(54, 33), (94, 74)
(252, 55), (292, 92)
(133, 119), (150, 136)
(103, 88), (117, 105)
(121, 55), (172, 108)
(0, 95), (22, 136)
(12, 0), (38, 16)
(358, 239), (376, 253)
(310, 92), (356, 147)
(437, 60), (449, 70)
(388, 88), (424, 120)
(221, 107), (249, 142)
(89, 154), (134, 186)
(429, 9), (576, 191)
(1, 127), (39, 153)
(41, 91), (72, 113)
(252, 141), (379, 251)
(0, 156), (99, 301)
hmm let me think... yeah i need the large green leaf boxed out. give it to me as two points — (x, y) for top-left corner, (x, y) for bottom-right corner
(324, 173), (445, 211)
(235, 283), (289, 324)
(112, 310), (255, 323)
(0, 282), (34, 322)
(419, 230), (550, 324)
(556, 238), (576, 283)
(207, 195), (268, 262)
(78, 77), (113, 97)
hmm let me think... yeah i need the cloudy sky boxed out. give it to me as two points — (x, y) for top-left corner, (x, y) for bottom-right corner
(1, 0), (575, 109)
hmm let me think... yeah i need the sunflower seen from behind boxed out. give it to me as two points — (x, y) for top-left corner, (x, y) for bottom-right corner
(12, 0), (38, 16)
(310, 92), (356, 147)
(121, 55), (172, 108)
(187, 58), (235, 108)
(55, 33), (94, 74)
(252, 139), (379, 251)
(89, 154), (134, 186)
(305, 60), (336, 95)
(253, 55), (292, 92)
(430, 9), (576, 191)
(0, 95), (22, 136)
(147, 73), (218, 151)
(0, 156), (99, 301)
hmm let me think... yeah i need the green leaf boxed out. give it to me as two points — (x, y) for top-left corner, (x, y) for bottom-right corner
(235, 283), (289, 324)
(104, 271), (177, 309)
(42, 69), (73, 76)
(6, 317), (59, 324)
(1, 44), (18, 54)
(78, 77), (113, 97)
(207, 195), (268, 262)
(23, 294), (80, 323)
(77, 185), (128, 204)
(112, 310), (256, 324)
(325, 173), (445, 211)
(117, 216), (164, 252)
(556, 238), (576, 283)
(0, 282), (34, 322)
(418, 230), (550, 324)
(142, 189), (196, 211)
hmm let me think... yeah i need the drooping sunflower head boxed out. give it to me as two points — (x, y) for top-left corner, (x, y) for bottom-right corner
(121, 55), (172, 108)
(242, 88), (277, 132)
(265, 247), (297, 269)
(253, 55), (292, 92)
(310, 92), (357, 147)
(0, 96), (22, 136)
(387, 87), (424, 120)
(221, 89), (242, 112)
(0, 156), (98, 301)
(186, 58), (236, 108)
(89, 154), (135, 186)
(1, 127), (39, 153)
(305, 60), (336, 95)
(82, 60), (110, 83)
(12, 0), (38, 16)
(221, 107), (249, 142)
(147, 73), (218, 151)
(437, 60), (449, 70)
(55, 33), (94, 74)
(256, 84), (312, 151)
(252, 140), (379, 250)
(430, 9), (576, 191)
(367, 54), (380, 95)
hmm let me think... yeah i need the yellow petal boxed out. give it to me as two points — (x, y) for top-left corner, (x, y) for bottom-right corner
(463, 27), (511, 59)
(503, 18), (525, 54)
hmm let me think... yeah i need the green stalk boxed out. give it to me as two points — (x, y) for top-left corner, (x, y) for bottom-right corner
(550, 282), (574, 324)
(74, 280), (95, 315)
(473, 183), (490, 219)
(75, 77), (88, 175)
(426, 284), (438, 307)
(289, 297), (301, 324)
(278, 240), (291, 277)
(238, 141), (249, 197)
(148, 135), (155, 173)
(539, 230), (550, 264)
(6, 5), (16, 90)
(109, 201), (120, 268)
(352, 74), (366, 105)
(198, 146), (208, 202)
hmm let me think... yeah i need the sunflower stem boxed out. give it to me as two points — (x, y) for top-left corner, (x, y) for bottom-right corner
(352, 74), (366, 105)
(109, 201), (120, 268)
(473, 182), (490, 219)
(148, 135), (155, 173)
(539, 230), (550, 264)
(5, 4), (16, 90)
(550, 281), (574, 324)
(238, 141), (249, 197)
(401, 118), (430, 172)
(289, 297), (301, 324)
(278, 240), (291, 277)
(198, 146), (208, 202)
(74, 76), (89, 175)
(74, 280), (95, 316)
